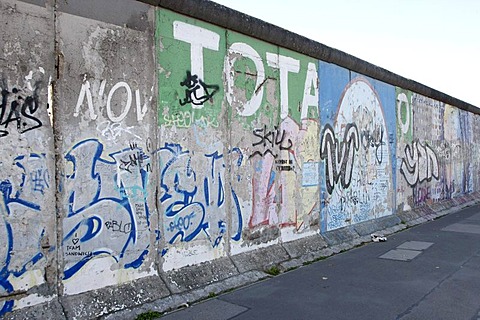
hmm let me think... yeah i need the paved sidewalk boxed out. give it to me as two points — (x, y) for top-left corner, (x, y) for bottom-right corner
(161, 205), (480, 320)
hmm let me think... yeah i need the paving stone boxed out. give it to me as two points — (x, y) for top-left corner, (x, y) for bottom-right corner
(442, 223), (480, 235)
(379, 249), (422, 261)
(397, 241), (434, 251)
(465, 212), (480, 221)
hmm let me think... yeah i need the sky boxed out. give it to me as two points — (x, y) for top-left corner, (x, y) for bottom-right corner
(212, 0), (480, 108)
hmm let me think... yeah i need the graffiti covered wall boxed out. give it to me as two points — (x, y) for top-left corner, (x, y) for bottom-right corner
(396, 92), (480, 210)
(319, 62), (396, 232)
(55, 1), (158, 297)
(0, 0), (56, 314)
(1, 0), (480, 317)
(157, 9), (321, 269)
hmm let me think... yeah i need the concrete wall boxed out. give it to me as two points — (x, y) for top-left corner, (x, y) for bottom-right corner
(1, 0), (479, 318)
(0, 0), (56, 315)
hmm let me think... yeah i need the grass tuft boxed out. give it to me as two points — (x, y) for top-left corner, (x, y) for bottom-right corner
(136, 310), (162, 320)
(265, 265), (281, 276)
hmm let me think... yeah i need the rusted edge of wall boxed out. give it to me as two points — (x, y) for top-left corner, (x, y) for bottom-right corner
(140, 0), (479, 114)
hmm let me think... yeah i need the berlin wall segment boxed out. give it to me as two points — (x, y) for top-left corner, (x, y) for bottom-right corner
(157, 9), (321, 270)
(53, 3), (162, 318)
(1, 1), (480, 318)
(0, 0), (57, 316)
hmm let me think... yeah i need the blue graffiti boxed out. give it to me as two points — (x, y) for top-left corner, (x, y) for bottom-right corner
(0, 153), (49, 315)
(62, 139), (151, 280)
(158, 143), (243, 253)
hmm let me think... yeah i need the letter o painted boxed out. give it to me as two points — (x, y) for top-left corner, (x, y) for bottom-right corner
(107, 82), (132, 123)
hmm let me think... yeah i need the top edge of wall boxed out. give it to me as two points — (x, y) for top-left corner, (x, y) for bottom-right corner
(17, 0), (46, 6)
(57, 0), (151, 32)
(139, 0), (479, 114)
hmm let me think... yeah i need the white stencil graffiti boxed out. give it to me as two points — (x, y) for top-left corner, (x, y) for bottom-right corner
(96, 120), (141, 142)
(74, 77), (151, 122)
(224, 43), (318, 119)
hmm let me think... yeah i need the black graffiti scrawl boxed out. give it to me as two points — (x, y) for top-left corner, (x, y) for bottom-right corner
(320, 123), (360, 194)
(0, 81), (43, 138)
(179, 71), (219, 106)
(249, 125), (293, 159)
(400, 139), (439, 187)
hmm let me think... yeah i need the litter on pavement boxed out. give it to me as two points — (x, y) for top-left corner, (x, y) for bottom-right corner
(371, 233), (387, 242)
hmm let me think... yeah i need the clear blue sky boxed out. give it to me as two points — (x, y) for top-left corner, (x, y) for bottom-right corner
(212, 0), (480, 107)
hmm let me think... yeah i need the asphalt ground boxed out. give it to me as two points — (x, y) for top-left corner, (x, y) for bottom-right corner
(161, 204), (480, 320)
